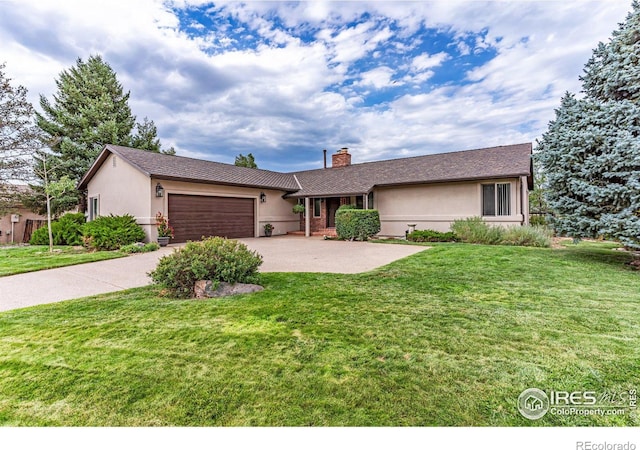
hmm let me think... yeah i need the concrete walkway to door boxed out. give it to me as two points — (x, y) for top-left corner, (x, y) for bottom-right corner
(0, 236), (427, 312)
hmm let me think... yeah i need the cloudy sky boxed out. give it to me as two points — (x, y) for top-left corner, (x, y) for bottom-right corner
(0, 0), (632, 171)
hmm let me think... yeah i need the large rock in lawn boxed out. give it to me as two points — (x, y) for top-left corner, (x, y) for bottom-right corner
(194, 280), (264, 299)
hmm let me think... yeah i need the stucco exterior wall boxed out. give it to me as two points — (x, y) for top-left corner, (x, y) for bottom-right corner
(0, 208), (47, 244)
(150, 178), (299, 240)
(375, 178), (525, 236)
(86, 153), (154, 240)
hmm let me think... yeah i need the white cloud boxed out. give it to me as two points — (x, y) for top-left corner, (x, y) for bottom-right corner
(0, 0), (634, 170)
(357, 66), (396, 89)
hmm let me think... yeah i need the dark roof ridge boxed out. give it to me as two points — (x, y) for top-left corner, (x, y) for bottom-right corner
(105, 144), (288, 178)
(289, 143), (532, 175)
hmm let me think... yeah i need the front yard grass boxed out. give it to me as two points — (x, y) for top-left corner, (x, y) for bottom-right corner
(0, 242), (638, 426)
(0, 246), (125, 277)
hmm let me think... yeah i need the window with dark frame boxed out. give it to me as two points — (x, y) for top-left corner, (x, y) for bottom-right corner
(367, 192), (374, 209)
(313, 198), (321, 218)
(482, 183), (511, 216)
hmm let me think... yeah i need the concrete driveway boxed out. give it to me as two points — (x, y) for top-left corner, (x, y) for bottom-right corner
(0, 236), (426, 312)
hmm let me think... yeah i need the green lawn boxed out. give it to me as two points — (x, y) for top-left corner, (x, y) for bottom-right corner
(0, 242), (638, 426)
(0, 246), (125, 277)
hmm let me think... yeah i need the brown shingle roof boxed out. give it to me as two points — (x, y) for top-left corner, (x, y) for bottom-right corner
(78, 145), (300, 191)
(287, 143), (533, 198)
(79, 143), (533, 196)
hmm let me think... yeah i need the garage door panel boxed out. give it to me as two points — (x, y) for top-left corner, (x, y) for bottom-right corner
(168, 194), (255, 242)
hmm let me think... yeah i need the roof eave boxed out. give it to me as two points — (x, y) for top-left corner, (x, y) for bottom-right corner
(150, 175), (298, 193)
(285, 190), (370, 199)
(373, 173), (532, 189)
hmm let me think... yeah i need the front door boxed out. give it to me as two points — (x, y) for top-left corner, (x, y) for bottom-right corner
(327, 198), (341, 228)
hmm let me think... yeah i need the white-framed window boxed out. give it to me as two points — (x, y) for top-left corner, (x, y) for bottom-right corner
(89, 196), (100, 221)
(313, 198), (322, 218)
(482, 183), (511, 216)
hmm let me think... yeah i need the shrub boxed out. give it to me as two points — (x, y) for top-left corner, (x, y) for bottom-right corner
(57, 213), (86, 246)
(501, 225), (552, 248)
(450, 217), (553, 247)
(149, 237), (263, 298)
(529, 214), (548, 227)
(29, 212), (86, 246)
(29, 222), (62, 245)
(450, 217), (504, 245)
(407, 229), (458, 242)
(120, 242), (160, 254)
(335, 209), (381, 241)
(82, 214), (146, 251)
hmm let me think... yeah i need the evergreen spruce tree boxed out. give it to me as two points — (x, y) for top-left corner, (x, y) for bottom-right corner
(234, 153), (258, 168)
(34, 55), (135, 210)
(536, 2), (640, 248)
(132, 116), (176, 155)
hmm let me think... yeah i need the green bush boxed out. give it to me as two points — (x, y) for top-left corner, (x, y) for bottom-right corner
(29, 213), (86, 246)
(82, 214), (146, 251)
(407, 229), (458, 242)
(450, 217), (552, 247)
(335, 209), (381, 241)
(29, 222), (62, 245)
(57, 213), (86, 245)
(450, 217), (504, 245)
(530, 214), (548, 226)
(120, 242), (160, 254)
(501, 225), (552, 247)
(149, 237), (263, 298)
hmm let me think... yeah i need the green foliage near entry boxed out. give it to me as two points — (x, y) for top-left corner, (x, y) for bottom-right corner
(0, 242), (637, 426)
(335, 209), (380, 241)
(149, 237), (263, 298)
(81, 214), (145, 251)
(407, 229), (458, 242)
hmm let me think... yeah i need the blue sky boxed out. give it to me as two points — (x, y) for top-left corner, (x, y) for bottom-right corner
(0, 1), (632, 172)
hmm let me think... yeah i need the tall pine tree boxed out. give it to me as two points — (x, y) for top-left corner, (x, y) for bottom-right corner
(37, 55), (135, 182)
(31, 55), (172, 213)
(132, 116), (176, 155)
(535, 2), (640, 248)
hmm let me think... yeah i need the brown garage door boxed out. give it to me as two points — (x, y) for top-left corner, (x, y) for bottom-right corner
(168, 194), (255, 243)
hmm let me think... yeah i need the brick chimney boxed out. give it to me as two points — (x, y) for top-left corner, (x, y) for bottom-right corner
(332, 147), (352, 168)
